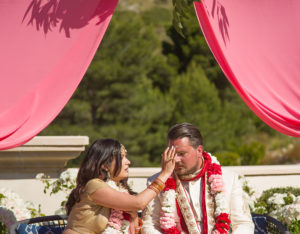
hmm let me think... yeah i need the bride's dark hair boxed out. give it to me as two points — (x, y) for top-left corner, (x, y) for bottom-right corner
(65, 138), (134, 215)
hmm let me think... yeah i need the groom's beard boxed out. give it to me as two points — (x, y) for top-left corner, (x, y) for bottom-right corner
(175, 163), (200, 177)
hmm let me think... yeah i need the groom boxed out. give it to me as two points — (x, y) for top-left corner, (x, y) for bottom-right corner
(142, 123), (254, 233)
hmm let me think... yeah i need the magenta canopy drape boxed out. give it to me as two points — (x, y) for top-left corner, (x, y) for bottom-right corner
(194, 0), (300, 137)
(0, 0), (118, 150)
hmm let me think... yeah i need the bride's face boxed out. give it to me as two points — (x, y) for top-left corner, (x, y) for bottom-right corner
(110, 145), (130, 182)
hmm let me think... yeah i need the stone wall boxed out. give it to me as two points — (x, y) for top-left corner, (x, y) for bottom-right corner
(1, 136), (300, 215)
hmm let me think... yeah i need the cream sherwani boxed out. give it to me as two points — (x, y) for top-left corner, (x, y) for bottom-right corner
(142, 169), (254, 234)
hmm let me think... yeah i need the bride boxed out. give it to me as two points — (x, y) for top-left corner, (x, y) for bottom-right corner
(63, 138), (175, 234)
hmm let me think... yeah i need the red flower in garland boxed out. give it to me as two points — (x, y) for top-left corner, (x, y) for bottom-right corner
(215, 222), (230, 231)
(215, 213), (231, 233)
(216, 213), (231, 224)
(207, 163), (222, 177)
(164, 177), (176, 191)
(123, 212), (131, 221)
(215, 226), (228, 234)
(162, 226), (181, 234)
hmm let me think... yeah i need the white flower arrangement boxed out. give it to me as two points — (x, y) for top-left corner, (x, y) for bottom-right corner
(0, 188), (31, 221)
(59, 169), (78, 187)
(267, 193), (288, 206)
(269, 194), (300, 224)
(36, 169), (78, 214)
(281, 203), (300, 225)
(239, 175), (258, 211)
(0, 188), (40, 230)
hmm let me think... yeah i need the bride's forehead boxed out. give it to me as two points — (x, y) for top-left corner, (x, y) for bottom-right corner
(120, 144), (127, 156)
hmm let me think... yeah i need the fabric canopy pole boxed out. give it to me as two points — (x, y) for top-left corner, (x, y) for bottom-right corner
(0, 0), (118, 150)
(194, 0), (300, 137)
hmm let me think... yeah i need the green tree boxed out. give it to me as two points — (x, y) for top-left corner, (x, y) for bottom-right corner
(168, 62), (259, 156)
(41, 10), (176, 166)
(169, 63), (226, 152)
(163, 3), (229, 95)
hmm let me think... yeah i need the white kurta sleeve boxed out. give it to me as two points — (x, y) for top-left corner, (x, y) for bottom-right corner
(229, 173), (255, 234)
(141, 174), (163, 234)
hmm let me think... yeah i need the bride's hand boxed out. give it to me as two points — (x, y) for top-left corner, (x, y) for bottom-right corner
(161, 146), (176, 177)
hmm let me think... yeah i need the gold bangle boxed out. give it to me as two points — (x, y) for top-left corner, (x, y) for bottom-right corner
(155, 177), (165, 186)
(148, 184), (160, 194)
(154, 182), (164, 191)
(153, 179), (165, 190)
(152, 180), (165, 191)
(150, 182), (161, 193)
(149, 181), (164, 194)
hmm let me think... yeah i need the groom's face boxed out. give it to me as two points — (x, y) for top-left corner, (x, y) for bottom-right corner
(168, 137), (203, 176)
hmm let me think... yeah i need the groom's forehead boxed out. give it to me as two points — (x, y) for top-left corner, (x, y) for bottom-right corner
(168, 137), (192, 148)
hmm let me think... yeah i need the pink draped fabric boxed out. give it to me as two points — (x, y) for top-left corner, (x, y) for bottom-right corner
(0, 0), (118, 150)
(194, 0), (300, 137)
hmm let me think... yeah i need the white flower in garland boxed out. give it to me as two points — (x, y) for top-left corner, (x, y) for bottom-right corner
(161, 190), (176, 213)
(214, 192), (228, 216)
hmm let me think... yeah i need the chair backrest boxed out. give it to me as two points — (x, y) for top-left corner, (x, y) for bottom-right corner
(252, 213), (290, 234)
(9, 215), (68, 234)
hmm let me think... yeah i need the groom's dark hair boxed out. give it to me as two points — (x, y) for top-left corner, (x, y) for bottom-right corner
(168, 122), (203, 148)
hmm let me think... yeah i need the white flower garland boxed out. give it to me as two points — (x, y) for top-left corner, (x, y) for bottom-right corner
(210, 155), (229, 218)
(102, 180), (130, 234)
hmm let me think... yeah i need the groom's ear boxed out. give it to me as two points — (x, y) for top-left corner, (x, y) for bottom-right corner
(196, 145), (203, 158)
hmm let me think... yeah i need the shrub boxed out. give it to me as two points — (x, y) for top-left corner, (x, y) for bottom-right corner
(238, 141), (265, 165)
(215, 151), (241, 166)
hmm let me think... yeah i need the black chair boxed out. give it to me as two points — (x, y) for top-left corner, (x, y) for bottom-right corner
(9, 215), (67, 234)
(252, 213), (290, 234)
(9, 213), (290, 234)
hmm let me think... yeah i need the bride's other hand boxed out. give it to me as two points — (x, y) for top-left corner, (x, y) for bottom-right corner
(127, 210), (138, 220)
